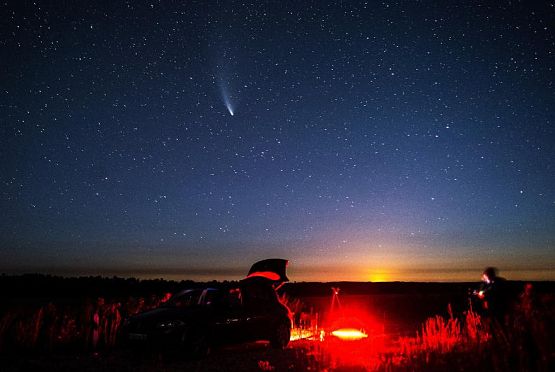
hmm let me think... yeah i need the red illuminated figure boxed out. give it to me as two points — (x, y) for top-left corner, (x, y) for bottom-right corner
(472, 267), (510, 323)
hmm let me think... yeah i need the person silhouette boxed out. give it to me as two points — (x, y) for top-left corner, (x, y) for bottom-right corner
(473, 267), (509, 325)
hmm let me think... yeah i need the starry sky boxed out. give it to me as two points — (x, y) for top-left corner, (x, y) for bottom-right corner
(1, 1), (554, 282)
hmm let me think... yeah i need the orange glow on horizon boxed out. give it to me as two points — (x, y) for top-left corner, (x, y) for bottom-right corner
(368, 271), (391, 282)
(64, 258), (555, 282)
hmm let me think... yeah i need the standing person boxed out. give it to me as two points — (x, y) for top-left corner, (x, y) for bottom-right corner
(473, 267), (510, 327)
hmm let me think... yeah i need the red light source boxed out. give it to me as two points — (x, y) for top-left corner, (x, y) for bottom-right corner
(245, 271), (281, 281)
(331, 328), (368, 341)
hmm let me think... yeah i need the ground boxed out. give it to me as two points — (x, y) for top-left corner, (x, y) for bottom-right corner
(1, 342), (316, 372)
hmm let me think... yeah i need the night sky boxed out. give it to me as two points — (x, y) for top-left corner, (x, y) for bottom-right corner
(1, 1), (554, 282)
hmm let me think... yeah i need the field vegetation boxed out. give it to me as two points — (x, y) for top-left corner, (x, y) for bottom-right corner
(0, 275), (553, 371)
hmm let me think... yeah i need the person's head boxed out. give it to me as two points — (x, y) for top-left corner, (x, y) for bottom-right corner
(482, 267), (498, 283)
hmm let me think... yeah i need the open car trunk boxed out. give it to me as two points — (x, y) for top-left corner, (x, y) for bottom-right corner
(245, 258), (289, 283)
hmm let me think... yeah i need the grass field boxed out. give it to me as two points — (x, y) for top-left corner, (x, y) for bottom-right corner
(0, 277), (554, 371)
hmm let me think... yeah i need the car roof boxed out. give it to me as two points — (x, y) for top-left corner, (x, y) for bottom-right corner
(173, 287), (218, 296)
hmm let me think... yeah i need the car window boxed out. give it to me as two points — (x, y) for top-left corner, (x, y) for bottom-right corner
(166, 289), (202, 308)
(215, 288), (242, 309)
(241, 281), (278, 311)
(199, 289), (219, 306)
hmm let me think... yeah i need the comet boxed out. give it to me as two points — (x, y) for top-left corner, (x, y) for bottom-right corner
(223, 94), (234, 116)
(219, 81), (235, 116)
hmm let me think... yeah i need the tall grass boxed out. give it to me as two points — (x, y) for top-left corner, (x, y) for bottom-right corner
(394, 289), (554, 371)
(0, 295), (165, 353)
(1, 285), (553, 371)
(299, 285), (554, 371)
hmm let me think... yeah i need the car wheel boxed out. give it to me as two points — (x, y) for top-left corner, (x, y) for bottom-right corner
(270, 319), (290, 349)
(182, 328), (211, 359)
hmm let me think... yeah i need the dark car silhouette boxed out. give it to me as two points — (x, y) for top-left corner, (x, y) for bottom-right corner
(121, 259), (291, 356)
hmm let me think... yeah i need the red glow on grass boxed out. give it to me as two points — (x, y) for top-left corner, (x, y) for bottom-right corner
(325, 303), (384, 340)
(330, 328), (368, 341)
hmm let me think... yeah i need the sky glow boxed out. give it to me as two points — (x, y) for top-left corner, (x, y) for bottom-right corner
(1, 1), (554, 282)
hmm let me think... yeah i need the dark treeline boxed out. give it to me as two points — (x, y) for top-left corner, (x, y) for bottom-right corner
(2, 273), (554, 301)
(284, 280), (555, 297)
(0, 274), (237, 303)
